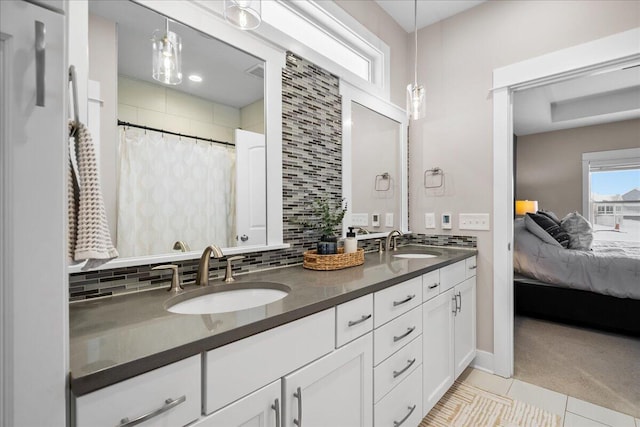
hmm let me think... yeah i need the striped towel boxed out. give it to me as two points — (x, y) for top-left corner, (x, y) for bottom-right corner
(68, 121), (118, 269)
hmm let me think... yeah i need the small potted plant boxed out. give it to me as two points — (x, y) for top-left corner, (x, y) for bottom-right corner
(296, 196), (347, 255)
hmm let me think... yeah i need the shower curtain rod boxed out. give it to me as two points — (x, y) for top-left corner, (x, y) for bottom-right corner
(117, 120), (235, 147)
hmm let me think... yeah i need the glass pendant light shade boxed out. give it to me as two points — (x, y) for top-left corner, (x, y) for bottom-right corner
(152, 20), (182, 85)
(407, 0), (425, 120)
(224, 0), (262, 30)
(407, 83), (425, 120)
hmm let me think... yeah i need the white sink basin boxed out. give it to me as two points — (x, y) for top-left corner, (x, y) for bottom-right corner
(167, 284), (289, 314)
(393, 253), (438, 259)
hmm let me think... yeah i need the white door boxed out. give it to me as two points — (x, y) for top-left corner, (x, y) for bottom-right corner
(283, 333), (373, 427)
(1, 1), (67, 425)
(454, 277), (477, 378)
(422, 288), (455, 416)
(195, 380), (281, 427)
(235, 129), (266, 246)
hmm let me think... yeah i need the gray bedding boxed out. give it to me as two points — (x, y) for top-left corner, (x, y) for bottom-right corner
(514, 219), (640, 300)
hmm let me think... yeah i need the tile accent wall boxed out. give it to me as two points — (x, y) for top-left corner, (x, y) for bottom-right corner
(69, 53), (477, 301)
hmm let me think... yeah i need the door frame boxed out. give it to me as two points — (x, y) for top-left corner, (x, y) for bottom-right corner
(492, 27), (640, 378)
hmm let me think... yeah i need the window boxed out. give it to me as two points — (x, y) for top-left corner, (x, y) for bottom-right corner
(583, 148), (640, 242)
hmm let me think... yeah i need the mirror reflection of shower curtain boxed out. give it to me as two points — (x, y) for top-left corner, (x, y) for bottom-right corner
(117, 128), (236, 257)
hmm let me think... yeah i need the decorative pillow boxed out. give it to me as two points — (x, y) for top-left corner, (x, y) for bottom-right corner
(524, 213), (570, 248)
(561, 211), (593, 251)
(537, 210), (561, 225)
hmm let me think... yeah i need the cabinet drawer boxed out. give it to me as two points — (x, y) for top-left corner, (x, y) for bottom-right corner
(466, 256), (477, 278)
(374, 306), (422, 365)
(75, 355), (201, 427)
(422, 269), (440, 302)
(440, 260), (466, 292)
(204, 309), (334, 414)
(336, 294), (374, 348)
(374, 277), (421, 327)
(374, 334), (422, 403)
(374, 365), (423, 427)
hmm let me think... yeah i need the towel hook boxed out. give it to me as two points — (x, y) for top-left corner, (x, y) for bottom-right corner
(68, 65), (79, 124)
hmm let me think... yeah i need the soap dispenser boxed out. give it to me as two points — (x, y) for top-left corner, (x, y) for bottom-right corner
(344, 227), (357, 254)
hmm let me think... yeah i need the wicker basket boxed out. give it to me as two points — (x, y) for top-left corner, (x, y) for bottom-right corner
(303, 248), (365, 271)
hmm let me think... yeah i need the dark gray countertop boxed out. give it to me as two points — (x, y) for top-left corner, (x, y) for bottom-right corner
(69, 245), (476, 396)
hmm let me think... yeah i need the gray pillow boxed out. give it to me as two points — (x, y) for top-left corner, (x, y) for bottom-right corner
(524, 213), (564, 247)
(537, 210), (561, 225)
(561, 212), (593, 250)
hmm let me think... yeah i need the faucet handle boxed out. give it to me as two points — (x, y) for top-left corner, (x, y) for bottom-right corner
(375, 239), (384, 253)
(152, 264), (184, 293)
(392, 236), (399, 251)
(224, 256), (245, 283)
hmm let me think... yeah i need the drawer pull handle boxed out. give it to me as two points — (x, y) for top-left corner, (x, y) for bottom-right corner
(35, 21), (46, 107)
(348, 314), (372, 327)
(428, 283), (438, 290)
(271, 398), (281, 427)
(393, 326), (416, 343)
(293, 387), (302, 426)
(452, 295), (457, 315)
(393, 358), (416, 378)
(456, 291), (462, 313)
(393, 294), (415, 307)
(393, 404), (417, 427)
(118, 395), (186, 427)
(469, 265), (477, 270)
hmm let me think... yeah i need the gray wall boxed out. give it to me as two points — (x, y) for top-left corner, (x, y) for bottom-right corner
(516, 119), (640, 218)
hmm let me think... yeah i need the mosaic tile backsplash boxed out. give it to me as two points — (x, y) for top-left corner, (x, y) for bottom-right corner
(69, 53), (477, 301)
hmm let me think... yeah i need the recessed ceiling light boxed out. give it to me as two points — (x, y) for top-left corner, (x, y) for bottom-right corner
(188, 74), (203, 82)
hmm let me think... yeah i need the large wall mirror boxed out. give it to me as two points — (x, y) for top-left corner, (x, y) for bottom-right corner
(70, 0), (285, 271)
(341, 83), (408, 239)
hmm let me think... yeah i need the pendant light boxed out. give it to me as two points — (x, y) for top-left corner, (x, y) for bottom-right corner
(224, 0), (262, 31)
(151, 19), (182, 85)
(407, 0), (425, 120)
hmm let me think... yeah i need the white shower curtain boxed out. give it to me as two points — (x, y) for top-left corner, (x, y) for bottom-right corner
(117, 128), (236, 257)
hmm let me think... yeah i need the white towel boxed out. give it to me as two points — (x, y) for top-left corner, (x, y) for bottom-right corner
(68, 121), (118, 269)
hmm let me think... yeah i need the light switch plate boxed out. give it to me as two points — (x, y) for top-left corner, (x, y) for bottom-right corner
(424, 213), (435, 229)
(385, 213), (394, 227)
(351, 213), (368, 227)
(459, 213), (490, 230)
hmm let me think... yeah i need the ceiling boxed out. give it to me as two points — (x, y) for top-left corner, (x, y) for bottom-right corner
(375, 0), (486, 32)
(89, 0), (264, 109)
(514, 66), (640, 136)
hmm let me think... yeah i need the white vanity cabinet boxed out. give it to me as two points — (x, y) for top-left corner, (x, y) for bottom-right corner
(283, 333), (373, 427)
(74, 355), (201, 427)
(422, 257), (477, 416)
(193, 380), (281, 427)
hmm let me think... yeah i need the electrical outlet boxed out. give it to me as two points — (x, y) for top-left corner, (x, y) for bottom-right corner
(441, 212), (452, 229)
(351, 213), (368, 227)
(385, 213), (394, 227)
(424, 213), (435, 229)
(371, 213), (380, 227)
(459, 213), (490, 230)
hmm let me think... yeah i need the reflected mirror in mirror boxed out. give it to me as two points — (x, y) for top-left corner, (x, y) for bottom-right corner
(350, 101), (401, 233)
(87, 1), (266, 259)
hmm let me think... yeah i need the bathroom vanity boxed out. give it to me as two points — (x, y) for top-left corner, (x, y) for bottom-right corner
(70, 246), (477, 427)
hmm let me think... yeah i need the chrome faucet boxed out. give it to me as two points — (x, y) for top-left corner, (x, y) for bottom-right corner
(385, 229), (403, 252)
(196, 245), (224, 286)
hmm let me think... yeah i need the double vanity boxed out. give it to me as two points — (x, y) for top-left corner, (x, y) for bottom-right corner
(70, 245), (477, 427)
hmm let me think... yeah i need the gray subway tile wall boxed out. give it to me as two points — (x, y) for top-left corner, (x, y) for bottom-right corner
(69, 53), (477, 301)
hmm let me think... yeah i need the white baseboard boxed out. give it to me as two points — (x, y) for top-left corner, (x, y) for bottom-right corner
(471, 350), (494, 374)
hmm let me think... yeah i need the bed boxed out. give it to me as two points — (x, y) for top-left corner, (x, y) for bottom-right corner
(513, 218), (640, 336)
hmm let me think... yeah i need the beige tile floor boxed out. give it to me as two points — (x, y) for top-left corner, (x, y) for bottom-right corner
(458, 368), (640, 427)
